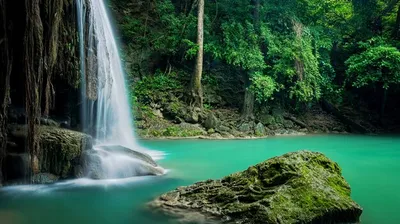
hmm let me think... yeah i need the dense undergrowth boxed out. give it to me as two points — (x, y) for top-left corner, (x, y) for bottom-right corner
(109, 0), (400, 137)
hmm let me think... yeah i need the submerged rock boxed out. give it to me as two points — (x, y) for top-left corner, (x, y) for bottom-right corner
(78, 145), (164, 179)
(150, 151), (362, 224)
(32, 173), (59, 184)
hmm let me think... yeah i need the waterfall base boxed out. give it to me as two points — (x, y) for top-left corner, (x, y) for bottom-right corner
(77, 145), (165, 179)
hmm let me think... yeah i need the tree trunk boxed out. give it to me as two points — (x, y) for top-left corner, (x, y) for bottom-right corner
(242, 73), (255, 120)
(0, 0), (12, 185)
(393, 4), (400, 39)
(24, 0), (44, 180)
(189, 0), (204, 109)
(380, 87), (388, 123)
(241, 0), (260, 120)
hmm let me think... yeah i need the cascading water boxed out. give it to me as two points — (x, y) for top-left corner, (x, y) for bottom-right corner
(76, 0), (164, 179)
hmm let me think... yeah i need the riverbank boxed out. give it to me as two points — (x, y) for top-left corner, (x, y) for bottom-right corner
(134, 101), (379, 140)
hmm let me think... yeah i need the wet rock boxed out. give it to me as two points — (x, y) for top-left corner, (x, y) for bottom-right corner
(203, 85), (223, 105)
(283, 119), (294, 129)
(238, 122), (255, 134)
(150, 151), (363, 224)
(7, 125), (92, 179)
(100, 145), (158, 166)
(216, 125), (230, 133)
(32, 173), (59, 184)
(78, 145), (164, 179)
(164, 101), (187, 121)
(255, 122), (266, 136)
(209, 133), (223, 139)
(259, 114), (276, 126)
(152, 109), (164, 118)
(229, 129), (243, 137)
(41, 118), (59, 127)
(300, 128), (309, 133)
(220, 132), (234, 138)
(178, 123), (207, 136)
(184, 108), (199, 123)
(204, 112), (219, 130)
(268, 124), (280, 130)
(274, 115), (285, 124)
(38, 126), (92, 178)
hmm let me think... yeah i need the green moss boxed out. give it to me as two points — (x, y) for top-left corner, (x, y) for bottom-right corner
(152, 151), (362, 224)
(37, 126), (92, 178)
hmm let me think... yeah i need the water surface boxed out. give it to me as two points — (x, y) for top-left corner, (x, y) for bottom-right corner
(0, 135), (399, 224)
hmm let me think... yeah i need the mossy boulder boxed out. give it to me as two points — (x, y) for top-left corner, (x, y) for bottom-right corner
(7, 125), (92, 179)
(204, 112), (220, 130)
(238, 122), (255, 134)
(38, 126), (92, 178)
(259, 114), (276, 126)
(282, 120), (295, 129)
(255, 122), (266, 136)
(150, 151), (362, 224)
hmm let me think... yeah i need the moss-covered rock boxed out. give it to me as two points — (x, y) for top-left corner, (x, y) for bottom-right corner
(255, 122), (266, 136)
(150, 151), (362, 224)
(259, 114), (276, 126)
(238, 122), (255, 134)
(204, 112), (220, 130)
(8, 125), (92, 179)
(282, 120), (295, 129)
(38, 126), (92, 178)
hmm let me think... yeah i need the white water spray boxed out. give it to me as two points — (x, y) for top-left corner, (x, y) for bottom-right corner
(76, 0), (163, 179)
(78, 0), (136, 147)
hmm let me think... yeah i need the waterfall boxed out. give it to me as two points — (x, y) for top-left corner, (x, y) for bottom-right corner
(77, 0), (137, 147)
(76, 0), (163, 179)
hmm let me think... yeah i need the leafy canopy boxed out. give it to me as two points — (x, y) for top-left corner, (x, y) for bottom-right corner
(346, 39), (400, 89)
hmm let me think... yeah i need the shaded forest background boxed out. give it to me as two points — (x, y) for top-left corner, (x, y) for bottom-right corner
(108, 0), (400, 136)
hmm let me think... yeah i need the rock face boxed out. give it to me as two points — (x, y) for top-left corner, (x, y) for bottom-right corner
(77, 145), (164, 179)
(38, 126), (92, 178)
(4, 125), (92, 182)
(150, 151), (362, 224)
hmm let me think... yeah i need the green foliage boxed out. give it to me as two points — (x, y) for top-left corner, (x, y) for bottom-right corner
(111, 0), (400, 116)
(250, 72), (278, 103)
(204, 103), (213, 110)
(346, 40), (400, 89)
(218, 21), (265, 70)
(133, 71), (182, 103)
(262, 21), (322, 103)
